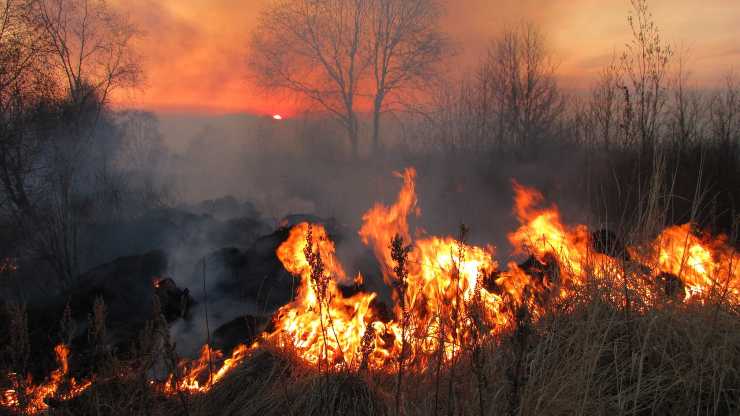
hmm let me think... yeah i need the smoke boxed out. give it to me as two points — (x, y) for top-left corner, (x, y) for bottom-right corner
(128, 109), (597, 357)
(0, 103), (593, 358)
(157, 111), (591, 242)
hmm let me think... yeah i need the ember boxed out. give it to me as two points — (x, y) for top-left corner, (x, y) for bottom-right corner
(0, 257), (17, 274)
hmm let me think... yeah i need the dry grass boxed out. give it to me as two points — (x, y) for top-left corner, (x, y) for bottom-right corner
(4, 224), (736, 416)
(186, 347), (388, 416)
(111, 281), (738, 416)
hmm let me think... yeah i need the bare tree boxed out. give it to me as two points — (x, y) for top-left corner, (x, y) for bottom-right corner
(0, 0), (141, 285)
(708, 75), (740, 150)
(249, 0), (368, 159)
(113, 110), (172, 214)
(248, 0), (447, 158)
(26, 0), (140, 108)
(0, 1), (41, 98)
(619, 0), (672, 155)
(413, 23), (564, 156)
(588, 58), (621, 152)
(425, 77), (483, 153)
(0, 0), (49, 217)
(367, 0), (446, 155)
(29, 0), (141, 283)
(478, 24), (564, 155)
(667, 54), (704, 149)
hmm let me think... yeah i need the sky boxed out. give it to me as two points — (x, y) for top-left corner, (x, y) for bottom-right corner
(114, 0), (740, 115)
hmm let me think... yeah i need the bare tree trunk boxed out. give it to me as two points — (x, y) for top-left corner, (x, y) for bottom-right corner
(348, 114), (360, 160)
(372, 98), (382, 156)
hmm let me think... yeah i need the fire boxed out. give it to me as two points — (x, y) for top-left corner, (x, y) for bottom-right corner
(269, 168), (740, 371)
(3, 167), (739, 406)
(629, 224), (740, 301)
(1, 344), (92, 414)
(359, 168), (419, 288)
(161, 343), (252, 395)
(268, 222), (384, 369)
(357, 169), (504, 364)
(502, 182), (623, 297)
(498, 182), (739, 308)
(150, 170), (739, 384)
(271, 168), (504, 369)
(400, 236), (503, 361)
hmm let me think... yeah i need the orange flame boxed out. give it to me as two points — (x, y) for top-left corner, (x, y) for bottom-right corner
(359, 168), (419, 289)
(268, 222), (384, 369)
(269, 170), (740, 371)
(629, 224), (740, 301)
(271, 169), (505, 369)
(1, 344), (92, 414)
(357, 169), (502, 363)
(4, 168), (739, 402)
(161, 343), (252, 395)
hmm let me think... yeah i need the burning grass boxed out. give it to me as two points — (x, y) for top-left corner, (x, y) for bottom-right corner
(2, 167), (739, 415)
(180, 297), (740, 416)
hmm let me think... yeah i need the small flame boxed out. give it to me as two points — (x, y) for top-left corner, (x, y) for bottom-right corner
(161, 344), (251, 395)
(1, 344), (92, 414)
(152, 276), (164, 288)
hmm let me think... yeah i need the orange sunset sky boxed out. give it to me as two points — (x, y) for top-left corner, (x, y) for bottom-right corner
(114, 0), (740, 115)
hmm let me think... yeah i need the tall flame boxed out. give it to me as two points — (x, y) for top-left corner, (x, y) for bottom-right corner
(268, 222), (384, 369)
(359, 168), (419, 288)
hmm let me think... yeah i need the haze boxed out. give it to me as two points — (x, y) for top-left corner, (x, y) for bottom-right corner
(117, 0), (740, 114)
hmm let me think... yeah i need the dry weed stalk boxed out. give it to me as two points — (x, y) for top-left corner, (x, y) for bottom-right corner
(391, 233), (412, 416)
